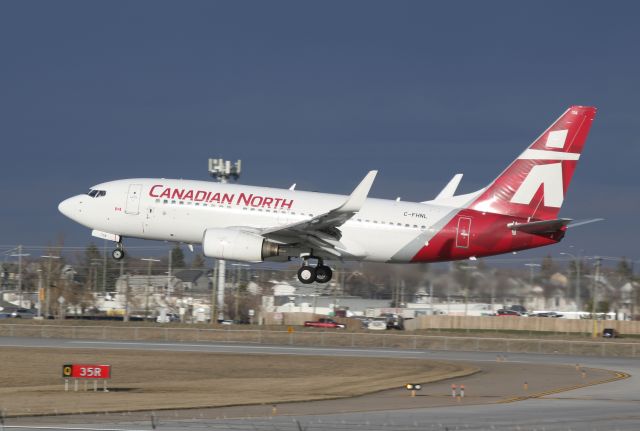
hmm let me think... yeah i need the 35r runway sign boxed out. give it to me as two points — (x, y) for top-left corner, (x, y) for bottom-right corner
(62, 364), (111, 379)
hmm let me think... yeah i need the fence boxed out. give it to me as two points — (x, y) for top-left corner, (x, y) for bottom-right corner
(1, 323), (639, 358)
(408, 315), (640, 335)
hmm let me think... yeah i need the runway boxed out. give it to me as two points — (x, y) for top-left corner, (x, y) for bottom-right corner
(2, 336), (638, 430)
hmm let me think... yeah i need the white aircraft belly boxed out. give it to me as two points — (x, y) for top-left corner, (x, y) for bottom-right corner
(340, 225), (420, 262)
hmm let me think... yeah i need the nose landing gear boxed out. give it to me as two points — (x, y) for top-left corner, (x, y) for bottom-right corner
(296, 257), (333, 284)
(111, 241), (125, 260)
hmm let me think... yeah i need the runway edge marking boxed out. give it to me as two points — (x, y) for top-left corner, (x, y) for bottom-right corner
(498, 369), (631, 404)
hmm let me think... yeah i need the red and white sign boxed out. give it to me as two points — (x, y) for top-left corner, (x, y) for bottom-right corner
(63, 364), (111, 379)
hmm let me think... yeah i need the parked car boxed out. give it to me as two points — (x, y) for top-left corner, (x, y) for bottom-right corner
(532, 311), (564, 318)
(367, 320), (387, 331)
(156, 313), (181, 323)
(380, 313), (405, 330)
(508, 305), (528, 315)
(8, 308), (37, 319)
(304, 318), (345, 329)
(496, 309), (522, 316)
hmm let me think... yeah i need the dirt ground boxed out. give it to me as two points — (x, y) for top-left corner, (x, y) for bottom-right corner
(0, 347), (476, 417)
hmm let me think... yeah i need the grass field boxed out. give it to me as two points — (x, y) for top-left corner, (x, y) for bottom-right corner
(0, 347), (477, 417)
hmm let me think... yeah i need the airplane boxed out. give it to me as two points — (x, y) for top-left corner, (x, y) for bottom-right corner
(59, 105), (597, 284)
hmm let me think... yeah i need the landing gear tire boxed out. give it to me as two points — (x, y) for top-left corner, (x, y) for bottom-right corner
(315, 265), (333, 284)
(297, 266), (317, 284)
(112, 248), (125, 260)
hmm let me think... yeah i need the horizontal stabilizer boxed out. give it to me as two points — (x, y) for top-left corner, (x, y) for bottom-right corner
(566, 218), (604, 228)
(507, 218), (572, 234)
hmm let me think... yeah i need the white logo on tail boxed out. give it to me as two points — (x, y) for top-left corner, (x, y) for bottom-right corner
(510, 129), (570, 207)
(546, 130), (568, 149)
(510, 163), (564, 207)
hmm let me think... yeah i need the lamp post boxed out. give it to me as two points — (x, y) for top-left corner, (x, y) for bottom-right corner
(560, 251), (582, 312)
(141, 258), (161, 321)
(36, 269), (42, 317)
(591, 257), (602, 338)
(208, 158), (241, 322)
(10, 246), (30, 307)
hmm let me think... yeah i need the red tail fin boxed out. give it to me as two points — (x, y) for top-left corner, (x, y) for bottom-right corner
(469, 106), (597, 220)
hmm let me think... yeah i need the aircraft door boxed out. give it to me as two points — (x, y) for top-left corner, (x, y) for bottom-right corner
(455, 217), (472, 248)
(125, 184), (143, 215)
(143, 207), (155, 233)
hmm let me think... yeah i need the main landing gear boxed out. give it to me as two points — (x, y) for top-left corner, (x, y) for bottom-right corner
(297, 257), (333, 284)
(111, 241), (125, 260)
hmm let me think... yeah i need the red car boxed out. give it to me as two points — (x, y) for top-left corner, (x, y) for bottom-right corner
(496, 309), (522, 316)
(304, 318), (346, 329)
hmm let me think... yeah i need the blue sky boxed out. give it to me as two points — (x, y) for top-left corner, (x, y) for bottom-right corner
(0, 1), (638, 262)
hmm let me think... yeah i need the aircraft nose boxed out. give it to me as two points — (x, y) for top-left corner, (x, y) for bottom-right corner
(58, 196), (83, 219)
(58, 197), (73, 217)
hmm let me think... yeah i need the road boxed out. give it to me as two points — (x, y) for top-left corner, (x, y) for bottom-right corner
(1, 336), (638, 430)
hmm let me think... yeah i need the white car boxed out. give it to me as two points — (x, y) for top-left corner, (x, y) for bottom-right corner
(367, 320), (387, 331)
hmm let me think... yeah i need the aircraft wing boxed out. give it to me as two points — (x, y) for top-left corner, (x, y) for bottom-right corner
(259, 171), (378, 258)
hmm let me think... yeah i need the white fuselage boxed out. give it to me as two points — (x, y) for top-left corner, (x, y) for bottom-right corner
(59, 178), (477, 263)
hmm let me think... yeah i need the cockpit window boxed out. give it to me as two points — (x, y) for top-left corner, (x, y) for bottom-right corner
(87, 189), (107, 198)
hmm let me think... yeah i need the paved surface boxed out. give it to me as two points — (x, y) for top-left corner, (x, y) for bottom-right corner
(1, 336), (638, 430)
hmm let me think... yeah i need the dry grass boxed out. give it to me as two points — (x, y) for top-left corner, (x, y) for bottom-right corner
(0, 347), (476, 417)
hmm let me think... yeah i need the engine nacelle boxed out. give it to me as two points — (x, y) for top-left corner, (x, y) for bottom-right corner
(202, 228), (280, 262)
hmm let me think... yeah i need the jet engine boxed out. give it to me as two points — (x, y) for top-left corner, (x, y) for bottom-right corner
(202, 228), (280, 262)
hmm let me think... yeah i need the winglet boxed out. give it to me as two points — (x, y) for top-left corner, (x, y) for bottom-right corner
(435, 173), (463, 200)
(338, 170), (378, 213)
